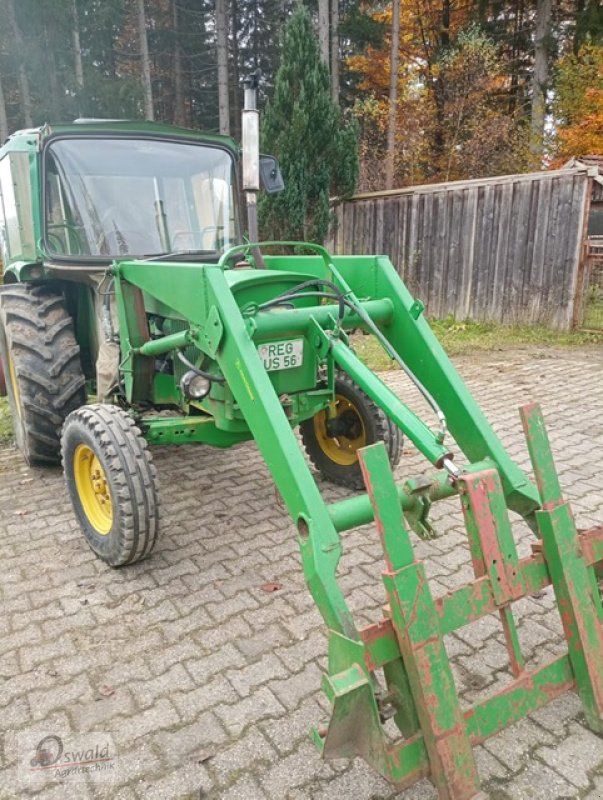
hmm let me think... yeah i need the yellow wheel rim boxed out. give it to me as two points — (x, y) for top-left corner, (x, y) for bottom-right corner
(73, 444), (113, 534)
(7, 352), (21, 418)
(314, 394), (366, 466)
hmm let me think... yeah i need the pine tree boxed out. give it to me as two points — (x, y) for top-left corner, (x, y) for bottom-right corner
(259, 4), (358, 244)
(77, 0), (142, 121)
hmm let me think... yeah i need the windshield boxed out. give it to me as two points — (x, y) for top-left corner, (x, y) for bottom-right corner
(44, 137), (238, 259)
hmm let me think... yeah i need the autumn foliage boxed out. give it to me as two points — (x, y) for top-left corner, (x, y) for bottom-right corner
(346, 0), (601, 190)
(552, 43), (603, 162)
(0, 0), (600, 197)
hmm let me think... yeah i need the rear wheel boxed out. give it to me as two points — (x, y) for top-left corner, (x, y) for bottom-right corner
(62, 404), (160, 566)
(0, 284), (86, 463)
(300, 372), (401, 490)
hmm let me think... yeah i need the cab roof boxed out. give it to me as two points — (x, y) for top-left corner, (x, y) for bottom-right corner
(0, 119), (239, 157)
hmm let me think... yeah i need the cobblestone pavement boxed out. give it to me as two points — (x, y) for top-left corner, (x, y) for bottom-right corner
(0, 345), (602, 800)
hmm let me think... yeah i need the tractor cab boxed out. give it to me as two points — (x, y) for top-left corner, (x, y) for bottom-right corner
(0, 120), (244, 279)
(44, 133), (239, 261)
(0, 119), (257, 406)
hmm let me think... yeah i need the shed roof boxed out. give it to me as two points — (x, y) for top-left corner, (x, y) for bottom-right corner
(563, 155), (603, 172)
(563, 157), (603, 201)
(342, 164), (600, 202)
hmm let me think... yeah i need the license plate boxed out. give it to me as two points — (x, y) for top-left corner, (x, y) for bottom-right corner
(258, 339), (304, 372)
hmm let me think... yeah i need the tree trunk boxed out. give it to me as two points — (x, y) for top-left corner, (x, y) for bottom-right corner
(330, 0), (339, 103)
(44, 22), (62, 120)
(230, 0), (241, 140)
(440, 0), (450, 47)
(216, 0), (230, 135)
(0, 71), (8, 142)
(137, 0), (154, 120)
(385, 0), (401, 189)
(173, 0), (186, 125)
(73, 0), (84, 89)
(253, 1), (259, 67)
(431, 0), (451, 175)
(508, 0), (520, 115)
(318, 0), (329, 66)
(530, 0), (552, 161)
(573, 0), (585, 53)
(6, 0), (32, 127)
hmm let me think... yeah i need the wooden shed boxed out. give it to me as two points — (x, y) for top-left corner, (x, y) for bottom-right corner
(328, 166), (603, 330)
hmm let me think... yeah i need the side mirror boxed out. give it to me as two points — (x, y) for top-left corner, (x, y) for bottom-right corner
(259, 155), (285, 194)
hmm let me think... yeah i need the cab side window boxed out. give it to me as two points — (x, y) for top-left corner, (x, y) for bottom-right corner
(0, 153), (36, 264)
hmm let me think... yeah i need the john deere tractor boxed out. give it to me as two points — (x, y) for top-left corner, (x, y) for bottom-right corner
(0, 79), (601, 799)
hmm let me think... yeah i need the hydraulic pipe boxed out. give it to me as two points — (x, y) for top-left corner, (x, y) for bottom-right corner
(327, 459), (494, 532)
(250, 298), (393, 338)
(134, 329), (192, 357)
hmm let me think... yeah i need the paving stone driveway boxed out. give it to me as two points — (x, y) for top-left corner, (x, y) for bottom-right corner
(1, 345), (602, 800)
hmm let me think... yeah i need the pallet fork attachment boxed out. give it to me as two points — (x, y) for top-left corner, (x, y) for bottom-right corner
(314, 406), (603, 797)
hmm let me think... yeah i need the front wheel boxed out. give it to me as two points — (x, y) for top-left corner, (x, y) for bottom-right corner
(61, 404), (160, 566)
(300, 373), (402, 490)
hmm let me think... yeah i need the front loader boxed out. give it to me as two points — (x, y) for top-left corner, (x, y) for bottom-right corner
(0, 78), (601, 799)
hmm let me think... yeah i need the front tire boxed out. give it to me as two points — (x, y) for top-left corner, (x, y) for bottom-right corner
(300, 372), (402, 490)
(0, 284), (86, 463)
(62, 404), (160, 566)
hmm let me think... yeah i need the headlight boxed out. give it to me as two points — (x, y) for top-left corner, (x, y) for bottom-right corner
(180, 370), (211, 400)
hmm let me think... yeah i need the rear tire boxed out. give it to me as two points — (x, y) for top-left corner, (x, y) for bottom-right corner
(300, 372), (402, 490)
(62, 404), (160, 566)
(0, 284), (86, 463)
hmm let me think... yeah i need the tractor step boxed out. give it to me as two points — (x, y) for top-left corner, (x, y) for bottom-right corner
(314, 404), (603, 798)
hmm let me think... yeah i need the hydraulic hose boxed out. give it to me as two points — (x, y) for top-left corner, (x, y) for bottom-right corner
(176, 350), (225, 384)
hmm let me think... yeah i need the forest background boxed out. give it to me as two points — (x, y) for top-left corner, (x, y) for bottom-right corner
(0, 0), (601, 196)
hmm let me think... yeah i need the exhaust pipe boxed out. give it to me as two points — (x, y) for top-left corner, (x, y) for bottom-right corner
(242, 70), (265, 268)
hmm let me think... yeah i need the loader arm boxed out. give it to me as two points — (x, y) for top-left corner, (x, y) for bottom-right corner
(332, 254), (542, 520)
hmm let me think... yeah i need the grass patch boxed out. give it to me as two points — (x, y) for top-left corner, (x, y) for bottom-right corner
(0, 397), (14, 446)
(351, 316), (603, 370)
(583, 286), (603, 331)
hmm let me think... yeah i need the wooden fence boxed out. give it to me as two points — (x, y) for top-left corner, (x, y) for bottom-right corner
(328, 168), (599, 329)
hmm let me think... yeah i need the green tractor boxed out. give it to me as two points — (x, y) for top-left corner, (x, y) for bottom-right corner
(0, 108), (402, 564)
(1, 79), (602, 799)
